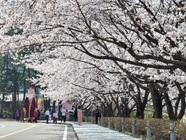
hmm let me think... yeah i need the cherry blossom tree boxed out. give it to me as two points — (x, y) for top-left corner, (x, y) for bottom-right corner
(0, 0), (185, 119)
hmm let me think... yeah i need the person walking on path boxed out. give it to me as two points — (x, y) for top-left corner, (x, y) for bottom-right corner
(77, 106), (83, 125)
(45, 109), (50, 124)
(60, 106), (67, 124)
(15, 110), (20, 121)
(94, 106), (101, 124)
(33, 110), (38, 123)
(74, 107), (78, 122)
(69, 107), (75, 121)
(52, 112), (58, 124)
(37, 110), (41, 120)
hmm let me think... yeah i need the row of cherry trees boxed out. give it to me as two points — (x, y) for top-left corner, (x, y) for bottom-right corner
(0, 0), (185, 120)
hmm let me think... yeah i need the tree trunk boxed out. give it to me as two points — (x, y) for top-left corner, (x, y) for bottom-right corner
(164, 92), (176, 120)
(135, 87), (149, 119)
(175, 83), (186, 119)
(149, 84), (163, 118)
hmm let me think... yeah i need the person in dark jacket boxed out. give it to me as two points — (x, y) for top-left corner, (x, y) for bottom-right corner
(95, 106), (101, 124)
(74, 107), (78, 122)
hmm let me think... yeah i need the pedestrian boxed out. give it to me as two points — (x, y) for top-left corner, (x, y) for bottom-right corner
(95, 106), (101, 124)
(37, 110), (41, 120)
(45, 109), (50, 124)
(50, 108), (54, 119)
(74, 107), (78, 122)
(52, 112), (58, 124)
(60, 106), (67, 124)
(77, 106), (83, 125)
(69, 107), (74, 121)
(33, 110), (38, 123)
(15, 110), (20, 121)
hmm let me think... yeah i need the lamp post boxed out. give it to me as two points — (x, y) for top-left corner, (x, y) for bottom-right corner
(169, 123), (176, 140)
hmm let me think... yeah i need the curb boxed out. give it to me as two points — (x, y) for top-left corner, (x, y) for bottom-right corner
(69, 123), (80, 140)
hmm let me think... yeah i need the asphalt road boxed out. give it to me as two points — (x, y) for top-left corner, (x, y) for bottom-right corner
(0, 121), (78, 140)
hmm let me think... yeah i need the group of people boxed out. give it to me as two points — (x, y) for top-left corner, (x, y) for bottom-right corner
(60, 106), (82, 125)
(18, 103), (100, 125)
(44, 108), (59, 124)
(45, 108), (60, 124)
(44, 106), (83, 125)
(15, 109), (41, 123)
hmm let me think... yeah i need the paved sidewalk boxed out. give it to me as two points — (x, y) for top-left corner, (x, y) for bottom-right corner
(70, 122), (141, 140)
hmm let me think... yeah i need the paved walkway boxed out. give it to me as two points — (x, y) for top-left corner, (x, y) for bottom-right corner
(70, 122), (141, 140)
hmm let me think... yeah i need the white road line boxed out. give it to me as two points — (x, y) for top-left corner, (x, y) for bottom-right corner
(62, 125), (67, 140)
(0, 124), (5, 128)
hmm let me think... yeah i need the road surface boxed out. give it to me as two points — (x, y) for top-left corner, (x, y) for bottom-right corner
(0, 121), (77, 140)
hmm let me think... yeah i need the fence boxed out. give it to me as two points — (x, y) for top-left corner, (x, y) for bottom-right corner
(83, 116), (186, 140)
